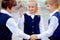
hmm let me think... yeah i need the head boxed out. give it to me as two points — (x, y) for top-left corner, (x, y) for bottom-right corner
(27, 0), (39, 14)
(45, 0), (58, 13)
(1, 0), (17, 13)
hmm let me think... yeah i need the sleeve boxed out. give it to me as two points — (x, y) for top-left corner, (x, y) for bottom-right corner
(40, 16), (45, 34)
(37, 16), (59, 39)
(18, 15), (24, 30)
(6, 18), (30, 39)
(39, 16), (46, 40)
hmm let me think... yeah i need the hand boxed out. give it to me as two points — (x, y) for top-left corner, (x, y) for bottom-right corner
(19, 7), (24, 17)
(30, 34), (38, 40)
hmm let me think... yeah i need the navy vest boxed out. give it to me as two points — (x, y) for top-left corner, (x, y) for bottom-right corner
(48, 12), (60, 40)
(24, 13), (41, 35)
(0, 12), (12, 40)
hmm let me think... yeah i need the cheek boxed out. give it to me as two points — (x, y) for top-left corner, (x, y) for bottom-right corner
(11, 7), (14, 11)
(27, 6), (36, 13)
(31, 7), (36, 12)
(46, 6), (51, 11)
(11, 7), (15, 12)
(27, 6), (30, 11)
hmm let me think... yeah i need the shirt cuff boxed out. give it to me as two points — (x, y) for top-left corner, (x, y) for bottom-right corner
(17, 33), (30, 39)
(37, 34), (41, 39)
(26, 35), (30, 39)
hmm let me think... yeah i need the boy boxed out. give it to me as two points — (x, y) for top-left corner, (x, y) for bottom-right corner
(0, 0), (30, 40)
(30, 0), (60, 40)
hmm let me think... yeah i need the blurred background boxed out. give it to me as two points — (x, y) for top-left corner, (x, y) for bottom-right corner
(0, 0), (50, 40)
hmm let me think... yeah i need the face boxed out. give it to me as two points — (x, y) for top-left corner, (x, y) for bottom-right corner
(20, 7), (24, 14)
(27, 2), (36, 14)
(46, 3), (54, 13)
(10, 6), (15, 13)
(7, 6), (15, 13)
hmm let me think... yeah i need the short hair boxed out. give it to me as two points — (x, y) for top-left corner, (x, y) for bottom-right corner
(1, 0), (17, 9)
(45, 0), (58, 7)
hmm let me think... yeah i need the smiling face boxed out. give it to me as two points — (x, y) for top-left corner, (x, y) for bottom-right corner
(27, 2), (37, 14)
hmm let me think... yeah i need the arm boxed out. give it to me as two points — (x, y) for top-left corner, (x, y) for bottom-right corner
(37, 16), (59, 39)
(6, 18), (30, 39)
(18, 6), (24, 30)
(18, 15), (24, 30)
(39, 16), (46, 40)
(40, 16), (45, 34)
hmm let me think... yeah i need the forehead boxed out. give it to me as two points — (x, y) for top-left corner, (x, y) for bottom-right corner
(27, 2), (37, 6)
(46, 3), (53, 6)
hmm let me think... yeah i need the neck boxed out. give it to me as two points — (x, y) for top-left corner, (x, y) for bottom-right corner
(3, 8), (11, 13)
(28, 11), (35, 15)
(51, 8), (57, 13)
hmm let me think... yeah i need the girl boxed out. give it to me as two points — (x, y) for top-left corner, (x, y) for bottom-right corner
(32, 0), (60, 40)
(0, 0), (30, 40)
(18, 0), (45, 40)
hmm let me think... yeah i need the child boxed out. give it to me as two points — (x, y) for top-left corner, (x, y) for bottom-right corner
(0, 0), (30, 40)
(18, 0), (45, 40)
(31, 0), (60, 40)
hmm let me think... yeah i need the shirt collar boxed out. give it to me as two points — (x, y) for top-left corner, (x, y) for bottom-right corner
(26, 12), (38, 16)
(0, 9), (12, 16)
(50, 9), (59, 17)
(25, 12), (40, 19)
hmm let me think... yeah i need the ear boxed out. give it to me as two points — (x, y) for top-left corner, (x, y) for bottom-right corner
(6, 6), (10, 9)
(6, 7), (12, 13)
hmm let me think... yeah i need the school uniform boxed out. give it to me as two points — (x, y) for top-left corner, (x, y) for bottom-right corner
(18, 12), (45, 40)
(36, 9), (60, 40)
(0, 10), (12, 40)
(48, 10), (60, 40)
(0, 9), (30, 40)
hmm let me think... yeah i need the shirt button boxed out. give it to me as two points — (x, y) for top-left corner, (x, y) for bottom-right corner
(32, 21), (34, 22)
(32, 26), (34, 28)
(32, 32), (34, 34)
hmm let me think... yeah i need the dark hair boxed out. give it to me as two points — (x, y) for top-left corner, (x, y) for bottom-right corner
(1, 0), (17, 9)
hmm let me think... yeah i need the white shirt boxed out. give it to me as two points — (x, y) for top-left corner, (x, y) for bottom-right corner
(18, 12), (45, 40)
(0, 9), (30, 39)
(37, 9), (59, 39)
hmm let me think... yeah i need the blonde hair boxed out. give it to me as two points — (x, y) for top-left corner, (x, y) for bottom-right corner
(27, 0), (40, 15)
(58, 0), (60, 11)
(58, 6), (60, 11)
(45, 0), (58, 8)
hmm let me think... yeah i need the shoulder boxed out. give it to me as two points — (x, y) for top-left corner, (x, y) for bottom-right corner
(50, 16), (58, 22)
(53, 12), (60, 19)
(0, 12), (11, 18)
(54, 12), (60, 16)
(0, 12), (12, 22)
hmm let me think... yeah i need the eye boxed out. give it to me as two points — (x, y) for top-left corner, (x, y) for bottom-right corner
(32, 6), (34, 8)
